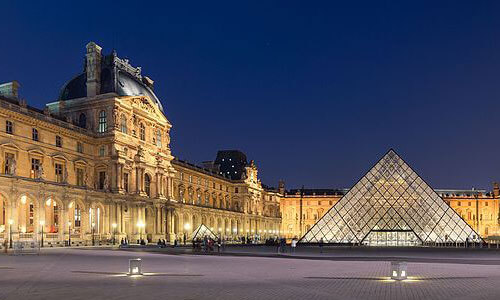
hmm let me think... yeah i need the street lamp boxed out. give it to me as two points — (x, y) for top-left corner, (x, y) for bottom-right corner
(39, 220), (45, 248)
(91, 222), (95, 246)
(8, 219), (13, 249)
(68, 221), (71, 247)
(112, 223), (117, 245)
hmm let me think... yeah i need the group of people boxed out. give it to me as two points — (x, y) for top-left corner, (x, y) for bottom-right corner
(192, 236), (222, 252)
(156, 239), (168, 248)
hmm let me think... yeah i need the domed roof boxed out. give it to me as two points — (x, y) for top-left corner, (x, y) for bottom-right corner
(58, 49), (164, 114)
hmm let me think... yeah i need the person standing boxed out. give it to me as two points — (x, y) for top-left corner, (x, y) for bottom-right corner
(291, 238), (297, 254)
(319, 238), (324, 254)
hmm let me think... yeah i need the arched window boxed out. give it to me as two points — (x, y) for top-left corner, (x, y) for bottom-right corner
(144, 174), (151, 196)
(156, 129), (162, 147)
(98, 110), (107, 133)
(78, 113), (87, 128)
(139, 123), (145, 141)
(120, 115), (127, 134)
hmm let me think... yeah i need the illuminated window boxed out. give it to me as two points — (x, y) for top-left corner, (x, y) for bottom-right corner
(120, 115), (127, 134)
(74, 205), (81, 227)
(139, 123), (145, 141)
(98, 110), (107, 133)
(55, 163), (63, 183)
(31, 158), (41, 178)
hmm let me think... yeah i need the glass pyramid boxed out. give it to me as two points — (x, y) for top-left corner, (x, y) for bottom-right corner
(189, 224), (218, 240)
(301, 149), (482, 245)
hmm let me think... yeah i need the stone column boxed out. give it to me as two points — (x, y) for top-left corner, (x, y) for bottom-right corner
(60, 207), (68, 243)
(135, 167), (140, 194)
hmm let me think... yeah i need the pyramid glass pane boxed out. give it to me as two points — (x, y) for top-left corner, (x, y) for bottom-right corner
(300, 150), (482, 245)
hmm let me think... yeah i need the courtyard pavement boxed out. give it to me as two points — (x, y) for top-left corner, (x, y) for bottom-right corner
(1, 246), (500, 299)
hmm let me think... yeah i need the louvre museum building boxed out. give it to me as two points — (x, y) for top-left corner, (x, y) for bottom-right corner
(0, 42), (497, 248)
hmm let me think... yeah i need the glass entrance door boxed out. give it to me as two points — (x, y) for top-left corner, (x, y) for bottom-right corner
(363, 230), (420, 246)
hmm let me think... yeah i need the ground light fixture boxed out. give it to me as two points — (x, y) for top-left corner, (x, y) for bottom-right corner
(390, 261), (407, 280)
(129, 258), (143, 276)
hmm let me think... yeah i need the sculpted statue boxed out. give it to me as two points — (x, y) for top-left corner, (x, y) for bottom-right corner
(103, 173), (109, 191)
(9, 158), (16, 175)
(137, 146), (144, 158)
(39, 165), (44, 179)
(63, 165), (69, 183)
(84, 171), (89, 187)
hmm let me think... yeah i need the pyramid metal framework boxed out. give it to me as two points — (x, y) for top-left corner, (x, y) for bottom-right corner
(189, 224), (218, 240)
(301, 150), (482, 245)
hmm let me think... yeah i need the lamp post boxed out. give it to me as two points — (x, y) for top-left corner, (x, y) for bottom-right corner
(40, 220), (45, 248)
(8, 219), (13, 249)
(68, 221), (71, 247)
(112, 223), (117, 245)
(91, 222), (95, 246)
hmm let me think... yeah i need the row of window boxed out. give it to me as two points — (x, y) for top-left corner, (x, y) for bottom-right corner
(5, 120), (111, 156)
(456, 201), (489, 207)
(179, 172), (236, 193)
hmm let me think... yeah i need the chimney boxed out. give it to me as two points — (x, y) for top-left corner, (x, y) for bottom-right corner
(0, 81), (20, 99)
(278, 180), (285, 195)
(85, 42), (102, 97)
(493, 182), (499, 198)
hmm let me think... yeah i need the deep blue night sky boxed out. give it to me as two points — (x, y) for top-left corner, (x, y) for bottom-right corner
(1, 1), (500, 190)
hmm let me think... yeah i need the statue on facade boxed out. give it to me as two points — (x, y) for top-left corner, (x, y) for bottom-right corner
(84, 171), (89, 187)
(9, 157), (16, 175)
(63, 165), (69, 183)
(137, 146), (144, 158)
(37, 165), (44, 179)
(103, 173), (109, 191)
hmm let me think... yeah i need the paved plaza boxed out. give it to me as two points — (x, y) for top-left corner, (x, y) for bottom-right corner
(1, 247), (500, 300)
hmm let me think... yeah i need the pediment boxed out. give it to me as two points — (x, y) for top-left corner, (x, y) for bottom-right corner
(0, 141), (21, 151)
(27, 146), (46, 156)
(50, 152), (70, 162)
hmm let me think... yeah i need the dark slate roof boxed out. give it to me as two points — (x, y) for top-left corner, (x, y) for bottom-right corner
(58, 51), (164, 113)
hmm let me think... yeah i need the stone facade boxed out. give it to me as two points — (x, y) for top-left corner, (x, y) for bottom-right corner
(0, 42), (280, 248)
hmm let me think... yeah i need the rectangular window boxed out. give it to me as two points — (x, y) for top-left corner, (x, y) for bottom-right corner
(29, 203), (34, 225)
(56, 135), (62, 147)
(32, 128), (39, 141)
(55, 163), (63, 182)
(235, 187), (239, 193)
(99, 171), (106, 190)
(123, 173), (129, 192)
(4, 153), (14, 175)
(468, 202), (471, 206)
(31, 158), (41, 178)
(5, 120), (12, 134)
(485, 202), (488, 207)
(77, 142), (83, 154)
(76, 168), (84, 186)
(458, 202), (461, 206)
(99, 146), (105, 157)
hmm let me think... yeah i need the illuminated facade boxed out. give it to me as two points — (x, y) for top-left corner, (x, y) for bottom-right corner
(0, 42), (498, 248)
(0, 42), (280, 248)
